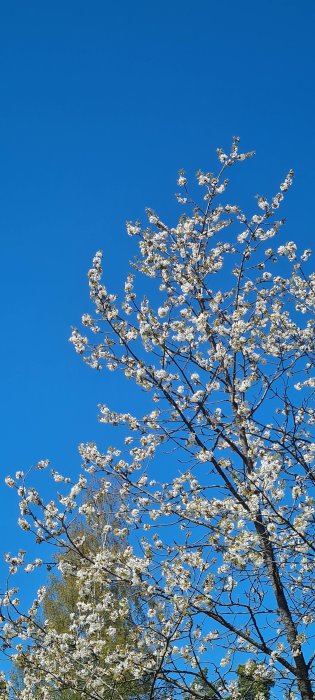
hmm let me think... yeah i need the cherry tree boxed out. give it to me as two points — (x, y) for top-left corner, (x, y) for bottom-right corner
(2, 139), (315, 700)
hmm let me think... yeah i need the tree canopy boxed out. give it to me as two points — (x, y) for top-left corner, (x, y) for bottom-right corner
(2, 139), (315, 700)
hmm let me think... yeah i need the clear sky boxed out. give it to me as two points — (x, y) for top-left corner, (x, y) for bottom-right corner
(0, 0), (314, 605)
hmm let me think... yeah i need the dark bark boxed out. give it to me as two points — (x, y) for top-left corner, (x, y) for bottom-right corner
(254, 510), (313, 700)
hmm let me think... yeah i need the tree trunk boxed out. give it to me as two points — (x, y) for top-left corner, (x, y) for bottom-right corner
(255, 511), (313, 700)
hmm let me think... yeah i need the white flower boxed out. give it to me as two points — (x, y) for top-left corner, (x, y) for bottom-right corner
(18, 518), (30, 531)
(197, 450), (213, 462)
(36, 459), (50, 470)
(158, 306), (168, 318)
(24, 563), (35, 573)
(177, 174), (187, 187)
(126, 222), (141, 236)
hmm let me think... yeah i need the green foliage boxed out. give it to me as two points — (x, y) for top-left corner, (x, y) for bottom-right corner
(0, 679), (8, 699)
(44, 525), (151, 699)
(11, 493), (152, 700)
(236, 663), (274, 700)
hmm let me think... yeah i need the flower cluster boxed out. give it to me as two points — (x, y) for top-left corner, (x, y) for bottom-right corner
(2, 140), (315, 700)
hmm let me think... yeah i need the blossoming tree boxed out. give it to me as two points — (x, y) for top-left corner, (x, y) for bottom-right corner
(2, 139), (315, 700)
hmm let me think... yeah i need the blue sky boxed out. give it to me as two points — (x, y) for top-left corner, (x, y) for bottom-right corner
(0, 0), (314, 617)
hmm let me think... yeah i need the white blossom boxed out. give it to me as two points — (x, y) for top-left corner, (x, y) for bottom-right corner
(2, 141), (315, 700)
